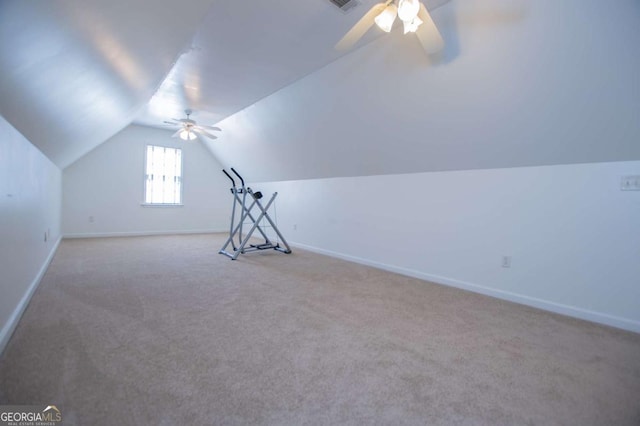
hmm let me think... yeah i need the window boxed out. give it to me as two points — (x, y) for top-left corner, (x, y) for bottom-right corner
(144, 145), (182, 205)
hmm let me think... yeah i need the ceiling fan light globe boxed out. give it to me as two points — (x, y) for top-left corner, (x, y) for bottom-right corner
(397, 0), (420, 23)
(179, 129), (197, 141)
(403, 16), (423, 34)
(374, 4), (397, 33)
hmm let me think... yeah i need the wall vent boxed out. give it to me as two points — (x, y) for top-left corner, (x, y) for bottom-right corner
(327, 0), (360, 13)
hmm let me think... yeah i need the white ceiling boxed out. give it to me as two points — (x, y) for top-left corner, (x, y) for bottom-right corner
(0, 0), (450, 168)
(203, 0), (640, 182)
(0, 0), (214, 168)
(134, 0), (452, 129)
(4, 0), (637, 176)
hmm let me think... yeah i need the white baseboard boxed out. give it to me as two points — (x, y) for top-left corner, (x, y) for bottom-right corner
(290, 241), (640, 334)
(0, 236), (62, 356)
(63, 229), (227, 239)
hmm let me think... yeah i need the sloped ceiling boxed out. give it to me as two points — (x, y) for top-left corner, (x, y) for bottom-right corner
(134, 0), (451, 128)
(0, 0), (213, 168)
(203, 0), (640, 182)
(0, 0), (451, 169)
(2, 0), (638, 178)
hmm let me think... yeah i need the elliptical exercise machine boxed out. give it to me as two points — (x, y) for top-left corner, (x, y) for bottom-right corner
(219, 168), (292, 260)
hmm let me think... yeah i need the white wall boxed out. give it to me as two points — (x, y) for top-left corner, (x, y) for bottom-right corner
(63, 124), (230, 237)
(256, 160), (640, 332)
(196, 0), (640, 332)
(0, 115), (62, 353)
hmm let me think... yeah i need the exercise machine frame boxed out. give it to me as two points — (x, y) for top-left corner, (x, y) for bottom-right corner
(219, 168), (292, 260)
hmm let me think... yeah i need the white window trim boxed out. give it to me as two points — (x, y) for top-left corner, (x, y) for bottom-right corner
(140, 203), (184, 207)
(143, 144), (184, 206)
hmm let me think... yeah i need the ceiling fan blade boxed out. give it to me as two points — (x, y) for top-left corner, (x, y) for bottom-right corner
(415, 2), (444, 55)
(335, 2), (386, 52)
(200, 130), (218, 139)
(164, 120), (179, 125)
(193, 127), (218, 140)
(200, 125), (222, 131)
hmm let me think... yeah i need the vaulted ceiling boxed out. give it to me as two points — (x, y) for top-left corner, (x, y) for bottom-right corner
(0, 0), (449, 169)
(1, 0), (639, 176)
(134, 0), (451, 129)
(203, 0), (640, 182)
(0, 0), (215, 168)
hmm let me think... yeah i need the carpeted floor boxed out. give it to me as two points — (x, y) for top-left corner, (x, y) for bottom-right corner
(1, 234), (639, 425)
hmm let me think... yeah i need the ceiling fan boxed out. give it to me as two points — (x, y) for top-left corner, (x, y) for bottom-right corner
(163, 109), (221, 141)
(335, 0), (444, 55)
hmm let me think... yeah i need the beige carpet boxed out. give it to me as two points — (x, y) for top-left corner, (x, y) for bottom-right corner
(1, 234), (639, 425)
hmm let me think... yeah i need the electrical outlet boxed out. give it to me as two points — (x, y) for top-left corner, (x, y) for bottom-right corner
(293, 224), (297, 231)
(44, 231), (47, 242)
(501, 256), (512, 268)
(89, 216), (95, 223)
(621, 175), (640, 191)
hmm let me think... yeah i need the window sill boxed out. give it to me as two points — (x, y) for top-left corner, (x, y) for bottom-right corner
(141, 203), (184, 207)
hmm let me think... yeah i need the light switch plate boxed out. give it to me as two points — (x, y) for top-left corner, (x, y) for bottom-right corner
(620, 175), (640, 191)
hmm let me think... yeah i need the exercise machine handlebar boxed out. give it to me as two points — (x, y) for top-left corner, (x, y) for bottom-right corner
(231, 168), (245, 187)
(222, 169), (236, 187)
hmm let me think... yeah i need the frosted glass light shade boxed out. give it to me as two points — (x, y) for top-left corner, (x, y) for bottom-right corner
(180, 129), (197, 140)
(403, 16), (423, 33)
(374, 4), (397, 33)
(397, 0), (420, 22)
